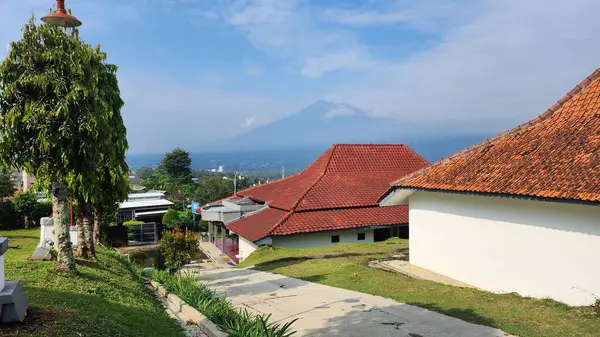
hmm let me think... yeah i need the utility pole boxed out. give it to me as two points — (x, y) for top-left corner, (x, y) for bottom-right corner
(281, 166), (285, 179)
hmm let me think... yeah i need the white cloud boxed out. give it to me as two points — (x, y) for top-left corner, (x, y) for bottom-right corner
(219, 0), (370, 77)
(323, 106), (357, 119)
(327, 0), (600, 131)
(321, 8), (409, 26)
(243, 116), (257, 128)
(119, 72), (292, 153)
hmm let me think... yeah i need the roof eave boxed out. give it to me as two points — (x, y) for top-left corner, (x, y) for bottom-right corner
(379, 187), (415, 206)
(397, 187), (600, 206)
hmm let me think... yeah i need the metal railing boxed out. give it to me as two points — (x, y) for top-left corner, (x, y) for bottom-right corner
(127, 222), (158, 244)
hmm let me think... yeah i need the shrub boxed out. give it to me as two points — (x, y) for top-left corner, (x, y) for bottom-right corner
(158, 231), (199, 272)
(123, 219), (144, 226)
(153, 249), (166, 271)
(150, 270), (297, 337)
(128, 251), (147, 265)
(162, 209), (193, 231)
(162, 209), (179, 229)
(594, 298), (600, 315)
(32, 201), (53, 224)
(0, 200), (20, 230)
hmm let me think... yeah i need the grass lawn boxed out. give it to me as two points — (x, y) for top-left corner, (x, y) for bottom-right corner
(0, 228), (184, 337)
(238, 239), (600, 337)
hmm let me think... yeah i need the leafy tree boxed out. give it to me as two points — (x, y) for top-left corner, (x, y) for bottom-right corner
(161, 209), (193, 231)
(12, 190), (37, 228)
(0, 18), (127, 270)
(194, 175), (234, 204)
(158, 148), (192, 183)
(92, 170), (129, 245)
(0, 167), (15, 200)
(135, 166), (154, 180)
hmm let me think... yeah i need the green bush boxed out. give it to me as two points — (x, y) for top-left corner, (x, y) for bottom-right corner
(123, 219), (144, 226)
(158, 231), (199, 272)
(0, 201), (20, 230)
(151, 270), (297, 337)
(162, 209), (193, 230)
(162, 209), (179, 229)
(128, 251), (147, 265)
(32, 201), (53, 224)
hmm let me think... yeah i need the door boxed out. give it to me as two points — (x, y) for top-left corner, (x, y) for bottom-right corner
(374, 228), (391, 242)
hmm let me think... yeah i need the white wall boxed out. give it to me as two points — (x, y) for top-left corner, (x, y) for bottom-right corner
(409, 192), (600, 306)
(272, 229), (374, 249)
(238, 236), (258, 262)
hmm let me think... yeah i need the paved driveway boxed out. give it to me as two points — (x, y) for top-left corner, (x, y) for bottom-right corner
(193, 267), (514, 337)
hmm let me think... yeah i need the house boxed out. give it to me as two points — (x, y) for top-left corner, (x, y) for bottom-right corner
(202, 144), (428, 263)
(381, 69), (600, 306)
(117, 192), (173, 225)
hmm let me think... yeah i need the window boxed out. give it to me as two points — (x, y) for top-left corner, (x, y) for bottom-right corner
(331, 235), (340, 243)
(357, 233), (366, 241)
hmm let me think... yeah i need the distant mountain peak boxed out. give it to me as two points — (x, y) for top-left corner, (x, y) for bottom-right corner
(296, 100), (367, 120)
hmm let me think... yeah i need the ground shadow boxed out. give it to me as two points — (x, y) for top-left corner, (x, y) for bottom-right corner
(298, 302), (503, 337)
(250, 250), (396, 269)
(0, 287), (181, 337)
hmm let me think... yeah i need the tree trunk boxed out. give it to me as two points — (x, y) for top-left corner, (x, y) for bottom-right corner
(52, 182), (76, 272)
(24, 214), (30, 229)
(93, 204), (102, 245)
(83, 203), (96, 259)
(76, 201), (89, 259)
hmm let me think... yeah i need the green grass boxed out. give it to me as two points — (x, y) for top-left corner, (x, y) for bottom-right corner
(0, 228), (184, 337)
(238, 239), (600, 337)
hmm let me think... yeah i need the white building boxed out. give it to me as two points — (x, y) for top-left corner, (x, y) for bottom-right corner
(381, 68), (600, 306)
(118, 192), (173, 225)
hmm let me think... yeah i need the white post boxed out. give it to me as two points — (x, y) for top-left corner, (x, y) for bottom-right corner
(0, 237), (7, 292)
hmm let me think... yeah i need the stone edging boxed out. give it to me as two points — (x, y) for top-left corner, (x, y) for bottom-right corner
(146, 279), (227, 337)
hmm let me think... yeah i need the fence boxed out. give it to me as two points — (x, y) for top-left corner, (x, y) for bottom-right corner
(127, 222), (158, 244)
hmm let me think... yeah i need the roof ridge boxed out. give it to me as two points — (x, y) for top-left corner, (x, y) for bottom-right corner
(267, 144), (339, 235)
(234, 145), (337, 200)
(390, 68), (600, 188)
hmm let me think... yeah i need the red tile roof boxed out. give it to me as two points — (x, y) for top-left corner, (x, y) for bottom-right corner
(225, 144), (428, 241)
(391, 68), (600, 203)
(271, 206), (408, 236)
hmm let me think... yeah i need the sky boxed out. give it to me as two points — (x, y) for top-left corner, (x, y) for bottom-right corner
(1, 0), (599, 154)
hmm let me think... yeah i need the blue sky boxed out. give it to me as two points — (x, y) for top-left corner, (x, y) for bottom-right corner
(1, 0), (600, 153)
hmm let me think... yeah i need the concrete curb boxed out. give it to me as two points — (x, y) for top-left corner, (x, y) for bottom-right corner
(147, 279), (227, 337)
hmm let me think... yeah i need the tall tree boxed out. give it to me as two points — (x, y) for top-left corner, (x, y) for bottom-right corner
(0, 18), (127, 270)
(159, 148), (192, 183)
(12, 190), (37, 229)
(92, 167), (129, 245)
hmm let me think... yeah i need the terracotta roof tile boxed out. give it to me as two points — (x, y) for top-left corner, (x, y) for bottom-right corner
(391, 68), (600, 202)
(271, 206), (408, 236)
(222, 144), (428, 241)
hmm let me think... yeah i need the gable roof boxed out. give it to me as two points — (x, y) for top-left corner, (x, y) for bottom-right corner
(391, 68), (600, 203)
(226, 144), (428, 241)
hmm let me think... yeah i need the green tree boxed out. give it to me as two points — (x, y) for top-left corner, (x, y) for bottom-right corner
(0, 18), (127, 270)
(194, 175), (234, 204)
(92, 169), (129, 245)
(12, 190), (37, 229)
(0, 167), (15, 200)
(158, 148), (192, 183)
(135, 166), (154, 180)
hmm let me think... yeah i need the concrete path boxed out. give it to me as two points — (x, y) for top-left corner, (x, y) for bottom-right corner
(373, 260), (475, 288)
(192, 267), (515, 337)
